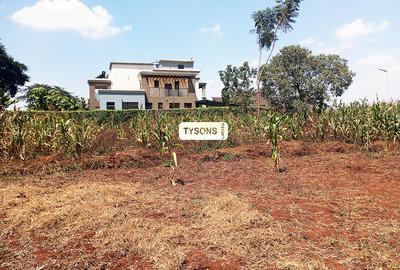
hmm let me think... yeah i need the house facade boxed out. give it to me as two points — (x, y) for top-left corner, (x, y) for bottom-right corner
(88, 59), (207, 110)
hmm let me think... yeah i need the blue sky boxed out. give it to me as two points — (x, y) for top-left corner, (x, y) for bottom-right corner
(1, 0), (400, 103)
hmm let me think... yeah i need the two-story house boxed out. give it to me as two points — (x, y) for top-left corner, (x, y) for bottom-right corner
(88, 59), (207, 110)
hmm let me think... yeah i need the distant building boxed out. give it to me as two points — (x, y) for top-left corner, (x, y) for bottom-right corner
(212, 97), (223, 103)
(88, 59), (207, 110)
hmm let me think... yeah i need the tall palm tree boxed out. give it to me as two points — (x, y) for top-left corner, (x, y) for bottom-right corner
(252, 0), (302, 115)
(251, 8), (276, 116)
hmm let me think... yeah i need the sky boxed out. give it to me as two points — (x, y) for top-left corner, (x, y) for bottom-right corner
(1, 0), (400, 104)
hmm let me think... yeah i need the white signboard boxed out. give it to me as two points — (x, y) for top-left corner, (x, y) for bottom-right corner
(179, 122), (229, 141)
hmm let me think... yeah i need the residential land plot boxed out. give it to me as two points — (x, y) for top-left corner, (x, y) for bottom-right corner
(1, 141), (399, 269)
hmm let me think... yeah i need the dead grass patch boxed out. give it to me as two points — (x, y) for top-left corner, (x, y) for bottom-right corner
(0, 183), (286, 269)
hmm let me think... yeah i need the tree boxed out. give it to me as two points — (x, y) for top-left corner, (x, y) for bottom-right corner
(0, 91), (17, 111)
(251, 0), (302, 114)
(23, 84), (88, 111)
(261, 45), (355, 112)
(0, 42), (30, 110)
(219, 62), (257, 112)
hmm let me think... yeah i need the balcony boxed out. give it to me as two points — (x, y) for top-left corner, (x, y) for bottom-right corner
(150, 88), (189, 97)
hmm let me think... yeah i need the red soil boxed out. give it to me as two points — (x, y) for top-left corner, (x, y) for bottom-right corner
(1, 141), (399, 269)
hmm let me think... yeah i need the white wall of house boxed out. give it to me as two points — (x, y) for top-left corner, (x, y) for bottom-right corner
(108, 63), (153, 90)
(159, 60), (194, 70)
(97, 92), (146, 110)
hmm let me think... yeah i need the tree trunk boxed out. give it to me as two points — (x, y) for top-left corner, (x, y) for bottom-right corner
(256, 48), (262, 117)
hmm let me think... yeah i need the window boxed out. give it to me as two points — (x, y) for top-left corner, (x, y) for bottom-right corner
(154, 80), (159, 88)
(178, 64), (184, 69)
(158, 103), (163, 110)
(184, 103), (193, 109)
(165, 83), (173, 96)
(175, 81), (180, 90)
(106, 102), (115, 110)
(146, 103), (153, 110)
(169, 103), (180, 109)
(122, 102), (139, 110)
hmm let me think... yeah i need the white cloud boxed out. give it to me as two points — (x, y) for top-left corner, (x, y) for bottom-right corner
(301, 19), (390, 55)
(323, 47), (341, 55)
(199, 23), (223, 37)
(299, 38), (316, 46)
(356, 54), (397, 67)
(298, 38), (341, 55)
(11, 0), (132, 39)
(340, 54), (400, 102)
(335, 19), (389, 41)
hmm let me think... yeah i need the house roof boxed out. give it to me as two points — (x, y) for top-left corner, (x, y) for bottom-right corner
(109, 62), (153, 69)
(253, 92), (269, 106)
(211, 95), (269, 106)
(88, 79), (112, 84)
(212, 97), (223, 102)
(109, 59), (195, 70)
(140, 70), (200, 77)
(159, 59), (194, 63)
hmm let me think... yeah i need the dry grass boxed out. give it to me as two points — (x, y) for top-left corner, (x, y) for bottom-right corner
(1, 142), (400, 269)
(0, 181), (285, 269)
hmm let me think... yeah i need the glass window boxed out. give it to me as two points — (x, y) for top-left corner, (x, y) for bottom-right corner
(154, 80), (159, 88)
(169, 103), (180, 109)
(106, 102), (115, 110)
(165, 83), (172, 89)
(175, 81), (180, 90)
(184, 103), (192, 109)
(122, 102), (139, 110)
(178, 64), (184, 69)
(158, 103), (163, 110)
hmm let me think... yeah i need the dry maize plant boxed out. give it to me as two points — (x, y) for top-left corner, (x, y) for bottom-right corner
(153, 114), (180, 185)
(0, 102), (398, 162)
(0, 112), (30, 160)
(135, 112), (152, 147)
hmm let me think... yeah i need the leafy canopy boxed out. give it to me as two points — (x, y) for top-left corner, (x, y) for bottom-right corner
(251, 0), (302, 52)
(219, 62), (257, 110)
(0, 91), (17, 111)
(261, 45), (356, 112)
(0, 42), (30, 110)
(23, 84), (88, 111)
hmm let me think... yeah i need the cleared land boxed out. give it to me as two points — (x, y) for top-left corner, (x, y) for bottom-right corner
(1, 141), (400, 270)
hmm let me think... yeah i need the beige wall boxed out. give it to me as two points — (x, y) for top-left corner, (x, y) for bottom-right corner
(147, 94), (196, 109)
(147, 77), (189, 89)
(88, 81), (111, 109)
(142, 76), (196, 109)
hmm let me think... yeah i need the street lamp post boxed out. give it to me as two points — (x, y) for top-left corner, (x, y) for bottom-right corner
(378, 69), (389, 100)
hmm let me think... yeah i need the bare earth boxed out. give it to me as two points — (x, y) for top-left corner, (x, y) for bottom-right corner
(1, 141), (400, 270)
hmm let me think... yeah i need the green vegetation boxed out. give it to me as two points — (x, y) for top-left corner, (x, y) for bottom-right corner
(265, 112), (286, 171)
(1, 102), (399, 166)
(262, 45), (355, 112)
(153, 113), (181, 185)
(23, 84), (88, 111)
(223, 153), (237, 161)
(219, 62), (257, 111)
(252, 0), (303, 113)
(0, 42), (30, 110)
